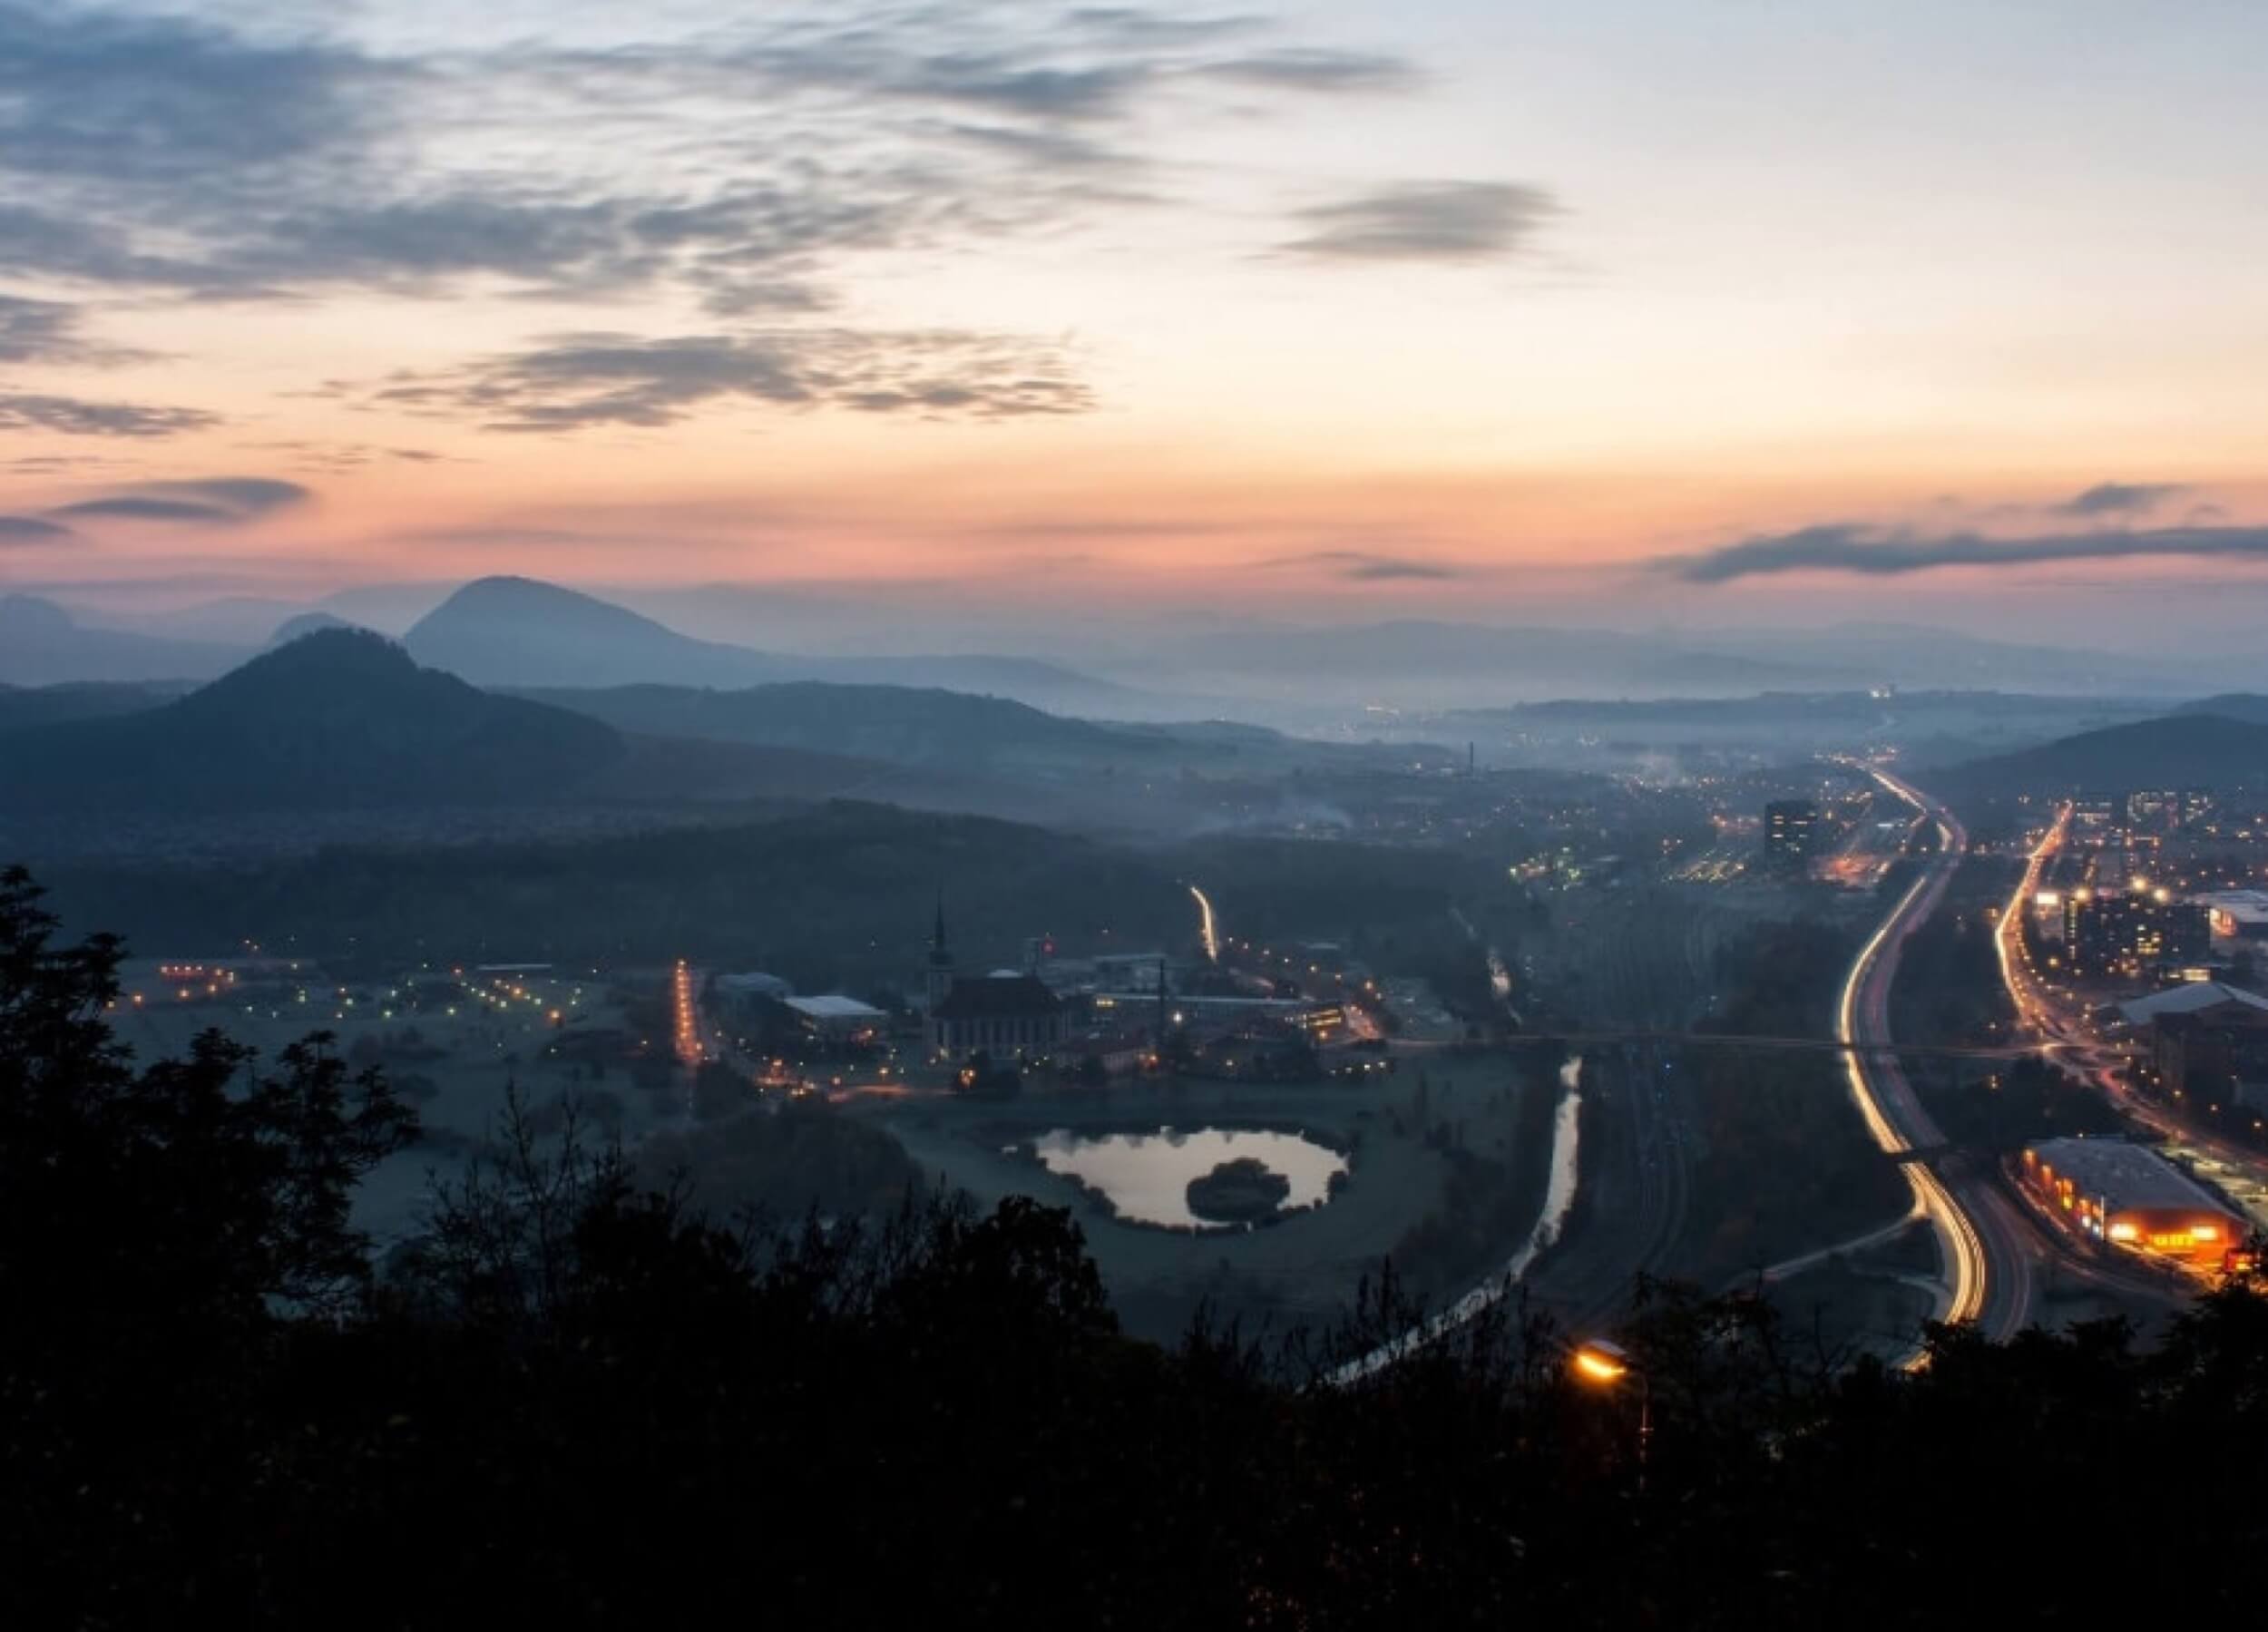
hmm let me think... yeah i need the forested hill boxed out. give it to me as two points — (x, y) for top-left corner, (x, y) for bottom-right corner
(0, 629), (625, 813)
(1945, 711), (2268, 796)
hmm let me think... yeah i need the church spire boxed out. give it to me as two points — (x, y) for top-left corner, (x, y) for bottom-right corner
(924, 890), (955, 1014)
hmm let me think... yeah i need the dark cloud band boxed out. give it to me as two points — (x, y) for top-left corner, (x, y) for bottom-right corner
(1664, 519), (2268, 583)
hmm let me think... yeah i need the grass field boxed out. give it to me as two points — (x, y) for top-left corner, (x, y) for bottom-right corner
(860, 1060), (1555, 1344)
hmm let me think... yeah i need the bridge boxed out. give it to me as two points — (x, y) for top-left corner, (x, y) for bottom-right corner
(1425, 1029), (2039, 1062)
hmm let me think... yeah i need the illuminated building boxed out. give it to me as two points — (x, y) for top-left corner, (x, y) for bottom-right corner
(2126, 788), (2175, 828)
(2195, 889), (2268, 942)
(2116, 982), (2268, 1112)
(2061, 885), (2209, 977)
(2020, 1138), (2245, 1261)
(784, 994), (887, 1043)
(1763, 799), (1818, 874)
(2070, 794), (2120, 845)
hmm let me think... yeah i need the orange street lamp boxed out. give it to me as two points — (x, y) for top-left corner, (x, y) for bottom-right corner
(1569, 1338), (1652, 1488)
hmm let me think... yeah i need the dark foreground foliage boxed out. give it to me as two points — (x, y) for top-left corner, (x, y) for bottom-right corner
(5, 864), (2268, 1627)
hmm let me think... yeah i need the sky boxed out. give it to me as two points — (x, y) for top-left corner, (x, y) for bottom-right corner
(6, 0), (2268, 648)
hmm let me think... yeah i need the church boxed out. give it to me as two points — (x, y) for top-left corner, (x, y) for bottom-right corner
(923, 900), (1064, 1061)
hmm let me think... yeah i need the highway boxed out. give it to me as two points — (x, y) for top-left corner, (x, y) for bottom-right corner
(1838, 767), (2033, 1343)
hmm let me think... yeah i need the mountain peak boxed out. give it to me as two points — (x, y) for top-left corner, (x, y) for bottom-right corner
(0, 595), (75, 635)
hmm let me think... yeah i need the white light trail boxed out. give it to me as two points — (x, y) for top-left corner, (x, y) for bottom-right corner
(1189, 884), (1219, 963)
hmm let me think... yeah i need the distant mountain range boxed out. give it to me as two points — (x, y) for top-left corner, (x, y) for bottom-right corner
(402, 577), (1157, 716)
(0, 630), (1202, 825)
(519, 680), (1144, 769)
(1945, 711), (2268, 797)
(18, 577), (2256, 713)
(0, 578), (1163, 717)
(1145, 619), (2238, 706)
(0, 596), (246, 687)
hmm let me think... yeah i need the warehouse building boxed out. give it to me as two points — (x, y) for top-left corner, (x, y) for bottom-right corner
(2019, 1138), (2245, 1262)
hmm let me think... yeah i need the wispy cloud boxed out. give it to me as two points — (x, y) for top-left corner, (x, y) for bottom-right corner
(353, 329), (1091, 432)
(1281, 181), (1559, 262)
(49, 476), (312, 524)
(0, 393), (216, 437)
(2054, 481), (2188, 517)
(0, 294), (151, 365)
(1267, 549), (1459, 581)
(0, 514), (76, 543)
(1201, 49), (1422, 94)
(1661, 518), (2268, 583)
(0, 3), (1438, 308)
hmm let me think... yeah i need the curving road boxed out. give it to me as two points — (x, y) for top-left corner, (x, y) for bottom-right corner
(1838, 767), (2038, 1344)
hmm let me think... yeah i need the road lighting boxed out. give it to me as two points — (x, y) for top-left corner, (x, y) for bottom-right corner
(1569, 1338), (1651, 1489)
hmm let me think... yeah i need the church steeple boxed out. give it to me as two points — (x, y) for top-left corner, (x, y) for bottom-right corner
(924, 891), (955, 1013)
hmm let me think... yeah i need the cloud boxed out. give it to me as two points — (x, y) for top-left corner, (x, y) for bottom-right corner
(357, 329), (1091, 432)
(132, 477), (309, 515)
(1268, 549), (1458, 581)
(0, 514), (75, 543)
(0, 5), (1520, 442)
(0, 1), (394, 190)
(1202, 49), (1421, 94)
(2056, 481), (2188, 517)
(1281, 181), (1559, 261)
(52, 496), (230, 523)
(0, 294), (149, 365)
(50, 476), (311, 524)
(1662, 521), (2268, 583)
(0, 393), (216, 436)
(0, 4), (1432, 308)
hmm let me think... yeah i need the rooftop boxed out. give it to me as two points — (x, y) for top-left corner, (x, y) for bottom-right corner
(2196, 890), (2268, 925)
(2116, 982), (2268, 1027)
(2025, 1138), (2236, 1216)
(785, 995), (885, 1022)
(934, 974), (1062, 1020)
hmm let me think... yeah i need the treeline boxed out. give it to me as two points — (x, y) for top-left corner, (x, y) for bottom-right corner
(33, 805), (1530, 993)
(17, 866), (2268, 1626)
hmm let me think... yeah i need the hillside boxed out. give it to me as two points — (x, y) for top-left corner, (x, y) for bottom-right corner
(404, 576), (773, 689)
(523, 680), (1149, 768)
(405, 575), (1143, 714)
(0, 596), (249, 686)
(1945, 711), (2268, 796)
(0, 629), (628, 813)
(0, 679), (174, 734)
(2177, 694), (2268, 725)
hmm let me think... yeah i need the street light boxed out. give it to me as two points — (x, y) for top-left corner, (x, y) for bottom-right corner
(1569, 1338), (1652, 1490)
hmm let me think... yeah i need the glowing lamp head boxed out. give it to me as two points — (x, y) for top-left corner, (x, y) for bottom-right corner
(1571, 1340), (1633, 1385)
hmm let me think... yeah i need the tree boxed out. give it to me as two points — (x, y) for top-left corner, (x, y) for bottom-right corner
(0, 865), (415, 1334)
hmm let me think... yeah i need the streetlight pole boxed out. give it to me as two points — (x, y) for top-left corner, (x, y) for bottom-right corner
(1570, 1338), (1650, 1494)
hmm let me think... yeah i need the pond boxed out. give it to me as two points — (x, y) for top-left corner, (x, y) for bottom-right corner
(1031, 1126), (1349, 1229)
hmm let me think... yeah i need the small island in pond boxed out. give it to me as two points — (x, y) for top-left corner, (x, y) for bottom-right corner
(1187, 1157), (1293, 1225)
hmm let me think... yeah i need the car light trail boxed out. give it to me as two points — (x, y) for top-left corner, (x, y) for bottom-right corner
(1189, 884), (1219, 963)
(1834, 765), (1989, 1344)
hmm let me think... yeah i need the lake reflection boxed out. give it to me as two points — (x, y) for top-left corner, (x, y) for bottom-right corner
(1032, 1126), (1348, 1228)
